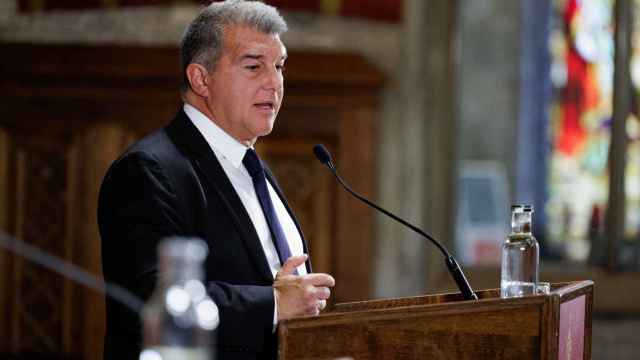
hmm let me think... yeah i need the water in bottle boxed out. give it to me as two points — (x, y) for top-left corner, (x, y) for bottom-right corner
(501, 205), (539, 298)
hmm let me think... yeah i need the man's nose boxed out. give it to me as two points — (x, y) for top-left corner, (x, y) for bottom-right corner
(262, 66), (283, 90)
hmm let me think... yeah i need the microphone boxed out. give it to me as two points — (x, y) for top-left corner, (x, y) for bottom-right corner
(313, 144), (478, 301)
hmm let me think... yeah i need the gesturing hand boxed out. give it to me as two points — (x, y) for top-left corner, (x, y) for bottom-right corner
(274, 254), (335, 321)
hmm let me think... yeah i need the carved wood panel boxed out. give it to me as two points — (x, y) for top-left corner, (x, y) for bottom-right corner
(258, 140), (335, 277)
(7, 137), (72, 354)
(0, 129), (9, 345)
(0, 124), (136, 359)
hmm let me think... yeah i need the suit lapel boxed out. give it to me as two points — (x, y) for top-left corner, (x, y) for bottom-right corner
(166, 110), (274, 282)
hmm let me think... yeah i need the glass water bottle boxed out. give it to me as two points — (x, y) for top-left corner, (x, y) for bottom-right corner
(140, 238), (219, 360)
(500, 205), (539, 298)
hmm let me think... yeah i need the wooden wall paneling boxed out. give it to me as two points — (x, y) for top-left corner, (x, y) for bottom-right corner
(0, 129), (8, 348)
(12, 148), (26, 353)
(0, 97), (181, 139)
(62, 139), (79, 354)
(69, 128), (91, 359)
(257, 139), (334, 276)
(310, 158), (332, 276)
(11, 137), (72, 354)
(80, 122), (131, 358)
(0, 130), (7, 227)
(68, 131), (87, 358)
(335, 107), (376, 302)
(0, 44), (183, 139)
(0, 122), (128, 358)
(0, 134), (18, 354)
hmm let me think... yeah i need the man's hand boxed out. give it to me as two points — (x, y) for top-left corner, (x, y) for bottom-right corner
(274, 254), (335, 321)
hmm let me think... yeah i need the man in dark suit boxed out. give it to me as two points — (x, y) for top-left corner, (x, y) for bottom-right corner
(98, 1), (335, 359)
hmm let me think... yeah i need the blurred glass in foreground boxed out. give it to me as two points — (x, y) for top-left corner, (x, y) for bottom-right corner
(140, 238), (218, 360)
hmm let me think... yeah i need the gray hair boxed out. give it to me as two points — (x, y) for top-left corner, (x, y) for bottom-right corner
(179, 0), (288, 93)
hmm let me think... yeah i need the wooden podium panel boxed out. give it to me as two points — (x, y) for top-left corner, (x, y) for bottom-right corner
(278, 281), (593, 360)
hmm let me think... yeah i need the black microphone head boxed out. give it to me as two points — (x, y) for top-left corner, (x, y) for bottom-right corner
(313, 144), (332, 165)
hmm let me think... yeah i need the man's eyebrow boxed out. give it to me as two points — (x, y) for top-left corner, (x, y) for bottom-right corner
(239, 53), (287, 62)
(241, 54), (263, 61)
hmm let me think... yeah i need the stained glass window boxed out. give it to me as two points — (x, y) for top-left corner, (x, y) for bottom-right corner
(547, 0), (640, 263)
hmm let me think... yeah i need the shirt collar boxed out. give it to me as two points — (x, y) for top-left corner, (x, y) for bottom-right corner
(183, 103), (250, 170)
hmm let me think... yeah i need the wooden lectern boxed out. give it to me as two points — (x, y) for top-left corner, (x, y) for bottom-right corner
(278, 281), (593, 359)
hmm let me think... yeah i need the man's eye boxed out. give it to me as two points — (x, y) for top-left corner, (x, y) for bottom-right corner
(245, 64), (260, 71)
(276, 64), (286, 72)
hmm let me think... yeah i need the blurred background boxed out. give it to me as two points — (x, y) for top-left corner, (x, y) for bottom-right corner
(0, 0), (639, 358)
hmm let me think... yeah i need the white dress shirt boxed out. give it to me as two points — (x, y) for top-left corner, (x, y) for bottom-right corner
(184, 103), (308, 328)
(184, 103), (308, 278)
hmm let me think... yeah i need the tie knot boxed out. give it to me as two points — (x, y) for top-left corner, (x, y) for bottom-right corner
(243, 148), (264, 178)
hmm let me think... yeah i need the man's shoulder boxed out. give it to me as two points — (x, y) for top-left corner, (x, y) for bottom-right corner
(117, 123), (187, 168)
(101, 126), (192, 189)
(116, 109), (200, 166)
(124, 127), (173, 158)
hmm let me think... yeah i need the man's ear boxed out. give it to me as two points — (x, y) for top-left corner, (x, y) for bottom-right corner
(186, 63), (211, 97)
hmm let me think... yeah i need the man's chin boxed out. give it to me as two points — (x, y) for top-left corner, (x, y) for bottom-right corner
(249, 120), (276, 142)
(259, 118), (276, 135)
(257, 127), (274, 138)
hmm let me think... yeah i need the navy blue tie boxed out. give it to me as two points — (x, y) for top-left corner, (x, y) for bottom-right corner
(243, 149), (295, 269)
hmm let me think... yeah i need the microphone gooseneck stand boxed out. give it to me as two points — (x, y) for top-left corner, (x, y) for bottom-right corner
(313, 144), (478, 301)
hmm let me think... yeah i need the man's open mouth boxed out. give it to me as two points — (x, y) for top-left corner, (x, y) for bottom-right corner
(254, 101), (275, 111)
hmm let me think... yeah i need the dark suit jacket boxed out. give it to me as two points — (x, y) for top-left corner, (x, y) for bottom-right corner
(98, 108), (311, 360)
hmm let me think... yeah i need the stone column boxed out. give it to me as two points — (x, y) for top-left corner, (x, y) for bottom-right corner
(607, 0), (633, 270)
(374, 0), (459, 297)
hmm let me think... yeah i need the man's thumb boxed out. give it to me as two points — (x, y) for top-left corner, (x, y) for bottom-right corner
(278, 254), (308, 276)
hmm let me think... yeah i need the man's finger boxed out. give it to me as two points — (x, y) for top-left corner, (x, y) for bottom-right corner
(304, 273), (335, 287)
(277, 254), (308, 277)
(314, 286), (331, 300)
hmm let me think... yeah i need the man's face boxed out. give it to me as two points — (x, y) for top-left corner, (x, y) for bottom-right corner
(204, 25), (287, 145)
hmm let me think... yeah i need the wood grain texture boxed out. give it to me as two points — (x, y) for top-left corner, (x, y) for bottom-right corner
(279, 281), (594, 360)
(257, 141), (334, 277)
(8, 140), (70, 353)
(0, 129), (8, 345)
